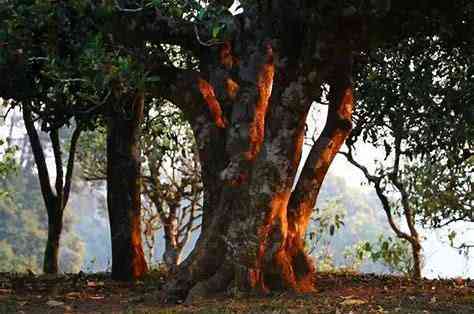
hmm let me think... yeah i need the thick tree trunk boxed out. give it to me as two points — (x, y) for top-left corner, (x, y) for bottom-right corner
(166, 51), (353, 302)
(43, 206), (63, 274)
(107, 92), (148, 280)
(154, 7), (361, 301)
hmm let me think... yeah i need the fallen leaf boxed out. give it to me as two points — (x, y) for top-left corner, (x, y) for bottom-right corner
(46, 300), (64, 307)
(340, 295), (356, 299)
(89, 295), (105, 300)
(340, 298), (367, 306)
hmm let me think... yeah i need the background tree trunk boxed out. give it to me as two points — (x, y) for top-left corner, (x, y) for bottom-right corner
(107, 92), (148, 280)
(410, 239), (422, 280)
(23, 106), (82, 274)
(163, 215), (180, 270)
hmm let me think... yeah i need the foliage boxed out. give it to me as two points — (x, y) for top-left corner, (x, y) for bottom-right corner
(0, 0), (472, 292)
(77, 101), (202, 266)
(0, 140), (17, 173)
(306, 199), (345, 271)
(347, 15), (474, 272)
(406, 156), (473, 229)
(347, 235), (414, 276)
(0, 114), (85, 273)
(306, 175), (404, 274)
(142, 105), (202, 265)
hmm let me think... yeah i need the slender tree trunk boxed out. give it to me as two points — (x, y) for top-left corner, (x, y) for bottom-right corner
(163, 214), (181, 270)
(342, 141), (424, 281)
(163, 241), (181, 271)
(107, 92), (148, 280)
(410, 239), (422, 280)
(163, 245), (181, 270)
(43, 205), (63, 274)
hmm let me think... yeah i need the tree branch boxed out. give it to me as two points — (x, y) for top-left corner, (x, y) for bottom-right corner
(50, 129), (64, 208)
(63, 125), (83, 208)
(22, 104), (55, 207)
(390, 135), (419, 240)
(287, 46), (354, 233)
(340, 146), (413, 243)
(148, 65), (209, 124)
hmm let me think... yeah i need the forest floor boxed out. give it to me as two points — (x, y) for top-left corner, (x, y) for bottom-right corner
(0, 271), (473, 314)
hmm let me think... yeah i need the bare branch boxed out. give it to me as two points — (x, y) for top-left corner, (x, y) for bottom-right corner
(340, 145), (413, 243)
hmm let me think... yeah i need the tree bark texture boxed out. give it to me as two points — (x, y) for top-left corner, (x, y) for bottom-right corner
(107, 91), (148, 280)
(150, 8), (362, 301)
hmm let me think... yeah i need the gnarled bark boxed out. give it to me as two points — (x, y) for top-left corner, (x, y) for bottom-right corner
(145, 6), (362, 301)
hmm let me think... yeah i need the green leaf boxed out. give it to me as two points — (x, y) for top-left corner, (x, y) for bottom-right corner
(212, 25), (220, 38)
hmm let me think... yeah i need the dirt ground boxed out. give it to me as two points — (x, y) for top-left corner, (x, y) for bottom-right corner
(0, 271), (473, 313)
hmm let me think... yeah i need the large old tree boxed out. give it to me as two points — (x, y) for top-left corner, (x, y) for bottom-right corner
(113, 0), (469, 299)
(109, 0), (373, 296)
(2, 0), (470, 298)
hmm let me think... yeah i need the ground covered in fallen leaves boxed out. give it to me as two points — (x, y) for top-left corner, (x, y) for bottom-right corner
(0, 271), (473, 313)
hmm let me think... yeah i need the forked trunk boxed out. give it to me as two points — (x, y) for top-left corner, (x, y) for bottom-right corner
(107, 91), (148, 280)
(23, 107), (82, 275)
(164, 43), (354, 302)
(155, 7), (362, 301)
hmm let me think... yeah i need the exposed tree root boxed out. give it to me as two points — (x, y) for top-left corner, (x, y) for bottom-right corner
(184, 262), (235, 304)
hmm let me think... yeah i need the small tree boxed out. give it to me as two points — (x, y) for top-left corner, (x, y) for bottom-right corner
(342, 143), (423, 279)
(22, 107), (82, 274)
(142, 103), (203, 270)
(78, 103), (203, 270)
(343, 32), (473, 280)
